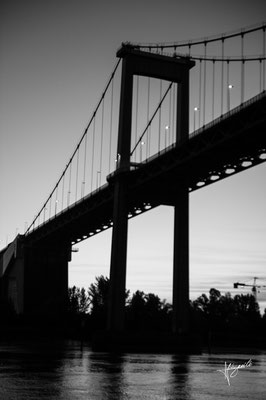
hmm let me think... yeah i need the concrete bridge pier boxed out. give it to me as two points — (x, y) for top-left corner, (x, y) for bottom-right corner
(107, 178), (129, 332)
(0, 237), (71, 318)
(107, 46), (133, 333)
(172, 63), (190, 335)
(172, 186), (189, 335)
(24, 242), (70, 316)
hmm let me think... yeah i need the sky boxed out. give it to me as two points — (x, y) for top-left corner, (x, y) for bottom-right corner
(1, 0), (266, 311)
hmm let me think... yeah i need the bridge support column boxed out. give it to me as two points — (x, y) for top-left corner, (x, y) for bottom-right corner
(172, 49), (190, 335)
(108, 51), (133, 333)
(108, 179), (128, 332)
(24, 243), (70, 316)
(172, 186), (189, 334)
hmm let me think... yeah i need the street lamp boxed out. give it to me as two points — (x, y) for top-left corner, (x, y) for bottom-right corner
(165, 125), (169, 147)
(193, 107), (199, 131)
(43, 207), (47, 223)
(55, 199), (58, 214)
(115, 153), (121, 169)
(140, 141), (145, 162)
(96, 171), (101, 189)
(228, 84), (234, 111)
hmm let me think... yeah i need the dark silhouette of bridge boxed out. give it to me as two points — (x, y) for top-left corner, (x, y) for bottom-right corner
(1, 22), (266, 337)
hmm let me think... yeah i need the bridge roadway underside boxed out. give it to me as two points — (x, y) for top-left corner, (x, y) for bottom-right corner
(27, 91), (266, 247)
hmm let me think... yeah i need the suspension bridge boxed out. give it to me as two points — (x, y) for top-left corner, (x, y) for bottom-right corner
(1, 22), (266, 335)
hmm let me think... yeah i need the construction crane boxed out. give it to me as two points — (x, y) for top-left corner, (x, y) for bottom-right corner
(233, 277), (266, 301)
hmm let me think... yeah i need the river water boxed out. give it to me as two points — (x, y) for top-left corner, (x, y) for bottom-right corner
(0, 340), (265, 400)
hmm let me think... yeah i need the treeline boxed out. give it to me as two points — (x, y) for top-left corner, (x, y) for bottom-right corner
(68, 275), (172, 334)
(190, 288), (266, 343)
(1, 275), (265, 345)
(67, 276), (266, 342)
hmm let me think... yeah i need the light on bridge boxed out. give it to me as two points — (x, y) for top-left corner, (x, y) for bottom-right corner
(193, 107), (199, 131)
(241, 160), (253, 168)
(225, 167), (235, 174)
(210, 174), (220, 181)
(196, 181), (205, 187)
(227, 84), (234, 111)
(165, 125), (170, 147)
(115, 153), (121, 165)
(259, 151), (266, 160)
(140, 141), (145, 162)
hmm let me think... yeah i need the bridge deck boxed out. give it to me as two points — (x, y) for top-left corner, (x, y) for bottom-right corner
(25, 91), (266, 246)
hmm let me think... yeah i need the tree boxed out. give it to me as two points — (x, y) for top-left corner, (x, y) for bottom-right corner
(126, 290), (172, 331)
(87, 275), (130, 330)
(233, 293), (261, 321)
(68, 286), (90, 314)
(88, 275), (110, 316)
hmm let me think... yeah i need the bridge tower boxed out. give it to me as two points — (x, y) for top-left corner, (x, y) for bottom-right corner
(108, 45), (194, 334)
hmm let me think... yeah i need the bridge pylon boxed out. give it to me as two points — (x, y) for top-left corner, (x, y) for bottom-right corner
(0, 235), (71, 319)
(107, 44), (194, 334)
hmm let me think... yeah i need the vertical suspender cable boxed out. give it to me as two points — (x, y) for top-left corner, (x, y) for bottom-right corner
(49, 195), (52, 218)
(198, 60), (202, 126)
(55, 184), (59, 214)
(75, 145), (80, 202)
(241, 63), (245, 105)
(134, 76), (139, 162)
(169, 83), (172, 143)
(82, 131), (88, 198)
(212, 60), (215, 120)
(158, 80), (162, 152)
(241, 33), (245, 104)
(61, 172), (65, 210)
(221, 38), (224, 115)
(260, 59), (263, 92)
(91, 117), (96, 192)
(146, 77), (150, 158)
(99, 96), (105, 186)
(172, 83), (176, 143)
(203, 42), (207, 126)
(147, 77), (151, 157)
(263, 26), (266, 91)
(226, 60), (229, 112)
(67, 162), (72, 207)
(43, 205), (46, 223)
(108, 78), (114, 173)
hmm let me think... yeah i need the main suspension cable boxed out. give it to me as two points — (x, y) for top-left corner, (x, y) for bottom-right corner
(130, 22), (265, 50)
